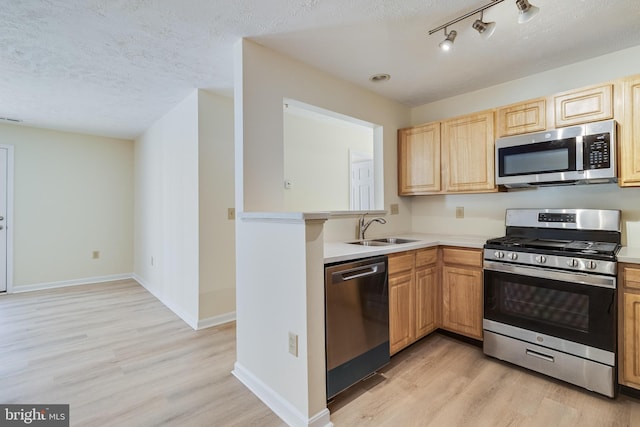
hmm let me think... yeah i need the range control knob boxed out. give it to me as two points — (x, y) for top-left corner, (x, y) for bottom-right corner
(586, 260), (597, 270)
(508, 252), (518, 260)
(494, 251), (505, 259)
(567, 258), (579, 268)
(535, 255), (547, 264)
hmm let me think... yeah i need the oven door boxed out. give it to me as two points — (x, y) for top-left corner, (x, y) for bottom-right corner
(484, 261), (616, 354)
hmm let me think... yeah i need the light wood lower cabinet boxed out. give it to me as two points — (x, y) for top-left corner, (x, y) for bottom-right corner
(415, 265), (438, 339)
(619, 264), (640, 389)
(440, 247), (483, 340)
(389, 269), (414, 355)
(388, 246), (482, 355)
(388, 248), (438, 355)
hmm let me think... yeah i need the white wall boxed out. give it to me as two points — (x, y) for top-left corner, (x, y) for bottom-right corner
(198, 91), (236, 322)
(283, 111), (373, 211)
(0, 123), (133, 289)
(134, 90), (200, 327)
(234, 38), (412, 426)
(409, 45), (640, 246)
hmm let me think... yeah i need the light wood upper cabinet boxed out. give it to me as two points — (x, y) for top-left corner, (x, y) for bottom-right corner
(441, 247), (483, 340)
(397, 122), (441, 195)
(619, 76), (640, 186)
(496, 98), (546, 137)
(441, 111), (496, 193)
(619, 264), (640, 389)
(553, 83), (613, 128)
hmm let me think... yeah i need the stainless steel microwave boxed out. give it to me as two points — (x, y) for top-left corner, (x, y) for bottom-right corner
(495, 120), (617, 188)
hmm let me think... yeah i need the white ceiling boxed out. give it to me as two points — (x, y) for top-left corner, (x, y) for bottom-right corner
(2, 0), (640, 139)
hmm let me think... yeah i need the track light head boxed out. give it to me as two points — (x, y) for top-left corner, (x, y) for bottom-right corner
(472, 18), (496, 39)
(439, 29), (457, 51)
(516, 0), (540, 24)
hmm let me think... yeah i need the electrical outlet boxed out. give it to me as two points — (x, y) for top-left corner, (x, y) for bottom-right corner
(288, 332), (298, 357)
(150, 256), (154, 266)
(284, 179), (293, 189)
(456, 206), (464, 219)
(228, 208), (235, 220)
(92, 250), (100, 259)
(390, 203), (399, 215)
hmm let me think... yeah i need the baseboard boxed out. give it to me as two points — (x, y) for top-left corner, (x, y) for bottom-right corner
(11, 273), (134, 293)
(619, 384), (640, 400)
(232, 362), (333, 427)
(132, 274), (199, 330)
(197, 312), (236, 330)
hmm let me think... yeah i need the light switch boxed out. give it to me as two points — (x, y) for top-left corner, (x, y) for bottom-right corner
(288, 332), (298, 357)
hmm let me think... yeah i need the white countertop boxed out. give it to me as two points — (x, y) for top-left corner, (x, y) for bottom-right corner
(619, 246), (640, 264)
(325, 233), (640, 265)
(324, 233), (491, 264)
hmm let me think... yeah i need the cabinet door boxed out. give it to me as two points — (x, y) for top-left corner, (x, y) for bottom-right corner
(398, 123), (441, 195)
(623, 292), (640, 386)
(619, 76), (640, 186)
(441, 265), (483, 340)
(441, 111), (496, 193)
(496, 99), (546, 137)
(415, 265), (438, 339)
(554, 84), (613, 127)
(389, 271), (414, 355)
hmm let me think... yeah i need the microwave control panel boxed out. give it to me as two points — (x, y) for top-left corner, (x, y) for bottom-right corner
(583, 133), (610, 169)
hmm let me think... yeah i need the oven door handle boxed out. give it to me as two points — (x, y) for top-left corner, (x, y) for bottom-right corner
(484, 260), (616, 289)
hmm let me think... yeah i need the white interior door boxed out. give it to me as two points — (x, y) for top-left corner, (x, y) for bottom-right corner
(0, 148), (7, 292)
(350, 159), (374, 211)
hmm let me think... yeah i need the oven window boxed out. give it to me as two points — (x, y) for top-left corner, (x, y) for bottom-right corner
(502, 282), (588, 332)
(503, 148), (569, 175)
(499, 138), (576, 177)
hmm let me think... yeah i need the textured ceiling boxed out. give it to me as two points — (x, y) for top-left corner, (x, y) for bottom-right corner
(1, 0), (640, 139)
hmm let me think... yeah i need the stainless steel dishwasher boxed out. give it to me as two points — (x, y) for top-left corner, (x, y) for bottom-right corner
(325, 255), (389, 399)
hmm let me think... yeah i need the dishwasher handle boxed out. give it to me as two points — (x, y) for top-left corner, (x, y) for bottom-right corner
(331, 261), (387, 284)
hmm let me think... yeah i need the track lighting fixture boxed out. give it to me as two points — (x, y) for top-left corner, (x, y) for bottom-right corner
(428, 0), (540, 49)
(472, 11), (496, 39)
(439, 29), (457, 51)
(516, 0), (539, 24)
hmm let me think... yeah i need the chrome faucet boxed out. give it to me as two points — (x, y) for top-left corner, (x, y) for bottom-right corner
(359, 214), (387, 240)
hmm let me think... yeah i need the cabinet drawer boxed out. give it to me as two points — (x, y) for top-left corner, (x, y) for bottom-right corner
(623, 266), (640, 291)
(415, 248), (438, 268)
(442, 247), (482, 268)
(388, 252), (415, 274)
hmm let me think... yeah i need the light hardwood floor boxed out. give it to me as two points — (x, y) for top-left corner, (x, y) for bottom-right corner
(2, 280), (640, 426)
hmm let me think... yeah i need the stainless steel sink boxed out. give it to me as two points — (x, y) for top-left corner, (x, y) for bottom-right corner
(348, 237), (418, 246)
(348, 240), (391, 246)
(372, 237), (417, 244)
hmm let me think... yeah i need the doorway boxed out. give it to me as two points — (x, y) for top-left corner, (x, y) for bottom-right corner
(0, 145), (13, 293)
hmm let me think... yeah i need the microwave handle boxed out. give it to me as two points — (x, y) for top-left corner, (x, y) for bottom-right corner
(576, 135), (584, 171)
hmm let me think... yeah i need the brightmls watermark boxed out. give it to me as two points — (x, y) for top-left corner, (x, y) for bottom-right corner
(0, 405), (68, 426)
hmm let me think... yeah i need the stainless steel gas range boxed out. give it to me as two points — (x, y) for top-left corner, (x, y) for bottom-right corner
(483, 208), (621, 397)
